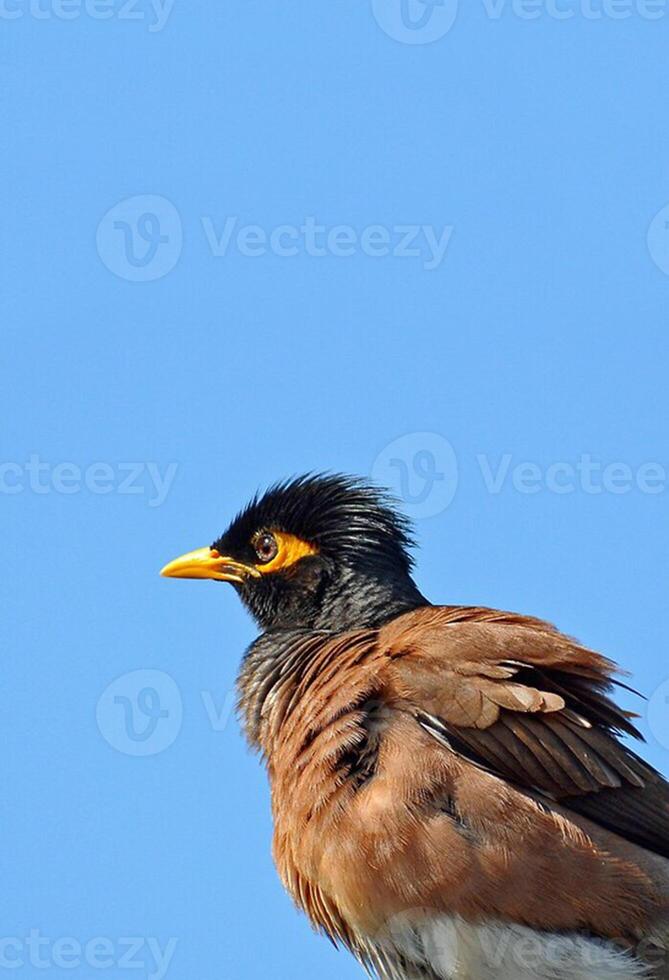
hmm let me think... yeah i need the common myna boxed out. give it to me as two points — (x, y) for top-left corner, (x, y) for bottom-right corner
(161, 473), (669, 980)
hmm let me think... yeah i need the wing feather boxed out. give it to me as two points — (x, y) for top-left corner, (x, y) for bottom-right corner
(380, 605), (669, 858)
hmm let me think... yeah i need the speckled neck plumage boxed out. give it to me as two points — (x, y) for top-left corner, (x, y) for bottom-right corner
(237, 574), (426, 753)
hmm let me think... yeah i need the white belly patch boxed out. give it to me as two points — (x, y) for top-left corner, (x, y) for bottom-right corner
(372, 913), (651, 980)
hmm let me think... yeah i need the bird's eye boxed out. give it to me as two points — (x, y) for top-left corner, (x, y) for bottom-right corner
(254, 532), (279, 564)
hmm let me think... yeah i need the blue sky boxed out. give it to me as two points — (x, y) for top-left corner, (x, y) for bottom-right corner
(3, 2), (669, 978)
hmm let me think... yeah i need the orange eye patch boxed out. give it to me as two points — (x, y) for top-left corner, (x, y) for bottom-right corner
(253, 531), (319, 574)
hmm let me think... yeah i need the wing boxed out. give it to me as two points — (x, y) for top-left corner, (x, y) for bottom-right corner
(379, 605), (669, 859)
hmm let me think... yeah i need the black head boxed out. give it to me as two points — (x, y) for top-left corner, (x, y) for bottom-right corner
(161, 473), (426, 631)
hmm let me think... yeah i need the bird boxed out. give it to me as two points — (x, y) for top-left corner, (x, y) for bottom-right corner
(160, 473), (669, 980)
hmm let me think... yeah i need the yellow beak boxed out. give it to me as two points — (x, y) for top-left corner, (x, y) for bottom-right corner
(160, 547), (260, 584)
